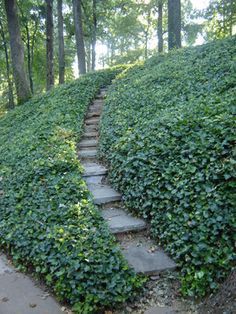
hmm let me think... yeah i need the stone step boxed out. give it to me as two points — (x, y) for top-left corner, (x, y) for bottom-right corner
(88, 183), (121, 204)
(102, 208), (146, 234)
(86, 111), (101, 118)
(85, 175), (105, 185)
(78, 149), (97, 158)
(83, 132), (99, 138)
(122, 245), (176, 275)
(84, 125), (98, 132)
(79, 139), (98, 148)
(82, 163), (107, 177)
(85, 118), (99, 125)
(93, 99), (104, 105)
(89, 105), (102, 112)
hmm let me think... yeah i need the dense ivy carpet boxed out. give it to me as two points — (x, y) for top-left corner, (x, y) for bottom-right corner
(0, 69), (142, 313)
(99, 37), (236, 297)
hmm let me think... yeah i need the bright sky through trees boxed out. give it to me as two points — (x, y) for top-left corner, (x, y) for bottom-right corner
(72, 0), (210, 76)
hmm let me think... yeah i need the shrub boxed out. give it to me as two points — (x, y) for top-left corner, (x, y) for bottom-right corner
(0, 68), (142, 313)
(99, 37), (236, 297)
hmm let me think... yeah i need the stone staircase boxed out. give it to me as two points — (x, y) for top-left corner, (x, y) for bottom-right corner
(78, 87), (176, 275)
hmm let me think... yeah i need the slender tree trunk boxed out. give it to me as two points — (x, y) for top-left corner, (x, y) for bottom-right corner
(46, 0), (54, 90)
(73, 0), (86, 75)
(0, 19), (14, 109)
(25, 23), (34, 93)
(157, 1), (163, 53)
(168, 0), (181, 50)
(91, 0), (97, 70)
(4, 0), (31, 104)
(57, 0), (65, 84)
(144, 31), (148, 59)
(86, 42), (91, 72)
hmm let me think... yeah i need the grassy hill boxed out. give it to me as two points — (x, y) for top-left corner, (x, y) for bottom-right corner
(99, 36), (236, 297)
(0, 68), (142, 313)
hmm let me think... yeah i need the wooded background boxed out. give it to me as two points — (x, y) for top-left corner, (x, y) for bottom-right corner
(0, 0), (235, 109)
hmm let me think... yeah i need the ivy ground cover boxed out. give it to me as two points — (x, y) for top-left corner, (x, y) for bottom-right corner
(99, 37), (236, 297)
(0, 69), (142, 313)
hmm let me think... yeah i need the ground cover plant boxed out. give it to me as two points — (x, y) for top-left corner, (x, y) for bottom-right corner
(99, 36), (236, 297)
(0, 68), (142, 313)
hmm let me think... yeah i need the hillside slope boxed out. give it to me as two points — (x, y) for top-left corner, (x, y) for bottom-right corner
(0, 69), (142, 313)
(99, 37), (236, 297)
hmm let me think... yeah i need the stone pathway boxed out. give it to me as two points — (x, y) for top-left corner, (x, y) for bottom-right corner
(78, 87), (176, 276)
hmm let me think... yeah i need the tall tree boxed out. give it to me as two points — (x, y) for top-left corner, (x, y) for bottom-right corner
(46, 0), (54, 90)
(73, 0), (86, 75)
(157, 0), (163, 53)
(91, 0), (97, 70)
(4, 0), (31, 104)
(57, 0), (65, 84)
(0, 18), (14, 109)
(168, 0), (181, 49)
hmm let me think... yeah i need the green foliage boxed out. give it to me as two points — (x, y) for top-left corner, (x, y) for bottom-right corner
(0, 68), (142, 313)
(99, 37), (236, 297)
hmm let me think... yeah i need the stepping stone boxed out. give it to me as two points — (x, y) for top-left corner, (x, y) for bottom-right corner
(87, 184), (121, 204)
(83, 132), (99, 138)
(122, 245), (176, 275)
(85, 118), (99, 125)
(102, 208), (146, 234)
(84, 125), (98, 132)
(145, 306), (177, 314)
(78, 149), (97, 158)
(87, 112), (100, 118)
(89, 105), (102, 112)
(85, 175), (104, 184)
(82, 163), (107, 176)
(79, 139), (98, 148)
(93, 99), (104, 105)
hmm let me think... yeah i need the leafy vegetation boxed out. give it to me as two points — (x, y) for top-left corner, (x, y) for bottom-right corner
(0, 68), (142, 313)
(99, 36), (236, 297)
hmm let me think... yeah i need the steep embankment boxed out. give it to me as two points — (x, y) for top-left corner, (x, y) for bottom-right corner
(0, 69), (142, 313)
(99, 37), (236, 297)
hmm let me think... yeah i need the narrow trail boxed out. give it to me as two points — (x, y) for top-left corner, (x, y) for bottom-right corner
(78, 86), (176, 276)
(76, 87), (198, 314)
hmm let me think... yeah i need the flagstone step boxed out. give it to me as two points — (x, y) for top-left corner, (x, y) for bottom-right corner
(87, 183), (121, 204)
(79, 139), (98, 148)
(102, 208), (146, 234)
(84, 125), (98, 132)
(87, 111), (101, 118)
(93, 99), (104, 105)
(85, 118), (99, 125)
(78, 149), (97, 158)
(82, 163), (107, 176)
(85, 175), (105, 185)
(122, 245), (176, 275)
(89, 105), (102, 112)
(83, 132), (99, 138)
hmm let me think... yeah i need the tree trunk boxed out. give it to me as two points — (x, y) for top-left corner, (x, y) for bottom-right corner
(25, 23), (34, 93)
(73, 0), (86, 75)
(4, 0), (31, 104)
(57, 0), (65, 84)
(0, 19), (14, 109)
(168, 0), (181, 50)
(157, 1), (163, 53)
(46, 0), (54, 90)
(91, 0), (97, 71)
